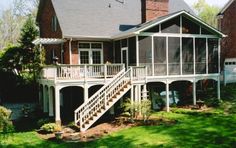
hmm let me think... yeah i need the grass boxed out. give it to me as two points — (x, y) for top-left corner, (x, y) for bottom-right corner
(1, 84), (236, 147)
(1, 110), (236, 148)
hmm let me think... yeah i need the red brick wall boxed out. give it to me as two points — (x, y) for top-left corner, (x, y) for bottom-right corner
(142, 0), (169, 22)
(220, 1), (236, 60)
(38, 0), (63, 64)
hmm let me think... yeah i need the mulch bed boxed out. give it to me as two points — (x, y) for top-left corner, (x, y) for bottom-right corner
(37, 116), (178, 142)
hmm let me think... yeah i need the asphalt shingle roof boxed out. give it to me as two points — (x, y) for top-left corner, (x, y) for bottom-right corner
(51, 0), (195, 39)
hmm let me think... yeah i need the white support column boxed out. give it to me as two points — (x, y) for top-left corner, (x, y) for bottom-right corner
(136, 35), (139, 66)
(193, 37), (196, 75)
(48, 87), (54, 117)
(206, 38), (209, 74)
(151, 36), (154, 76)
(142, 84), (148, 100)
(193, 79), (197, 105)
(43, 86), (49, 113)
(84, 83), (88, 102)
(217, 77), (221, 100)
(166, 81), (170, 112)
(55, 86), (61, 124)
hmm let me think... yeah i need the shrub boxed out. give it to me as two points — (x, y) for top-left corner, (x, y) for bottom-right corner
(0, 106), (14, 133)
(37, 118), (52, 128)
(40, 123), (61, 133)
(140, 99), (152, 123)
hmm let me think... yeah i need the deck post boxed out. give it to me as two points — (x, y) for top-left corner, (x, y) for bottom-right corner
(84, 83), (88, 102)
(48, 87), (54, 117)
(55, 86), (61, 124)
(166, 81), (170, 112)
(193, 79), (197, 105)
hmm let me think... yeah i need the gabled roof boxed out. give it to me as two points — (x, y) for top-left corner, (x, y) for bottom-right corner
(218, 0), (234, 15)
(113, 10), (226, 39)
(37, 0), (195, 39)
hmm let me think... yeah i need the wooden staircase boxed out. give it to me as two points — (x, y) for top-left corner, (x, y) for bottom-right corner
(74, 68), (133, 132)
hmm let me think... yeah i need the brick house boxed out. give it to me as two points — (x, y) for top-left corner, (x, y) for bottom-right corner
(35, 0), (225, 131)
(217, 0), (236, 84)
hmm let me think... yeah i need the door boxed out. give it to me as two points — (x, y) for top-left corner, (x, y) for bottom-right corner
(121, 47), (128, 69)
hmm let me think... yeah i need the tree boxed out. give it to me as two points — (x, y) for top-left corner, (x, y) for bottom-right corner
(193, 0), (220, 28)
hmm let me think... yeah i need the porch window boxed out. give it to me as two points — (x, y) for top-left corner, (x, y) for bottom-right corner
(182, 16), (200, 34)
(143, 25), (159, 33)
(182, 37), (194, 74)
(208, 38), (218, 73)
(154, 37), (167, 75)
(139, 36), (152, 75)
(195, 38), (206, 74)
(161, 16), (180, 33)
(168, 37), (180, 75)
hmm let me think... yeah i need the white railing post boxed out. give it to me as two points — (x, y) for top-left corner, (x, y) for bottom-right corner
(84, 65), (87, 82)
(130, 67), (133, 83)
(104, 64), (107, 82)
(145, 66), (148, 82)
(54, 66), (57, 81)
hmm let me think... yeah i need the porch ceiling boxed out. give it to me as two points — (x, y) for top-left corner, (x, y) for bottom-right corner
(32, 38), (65, 45)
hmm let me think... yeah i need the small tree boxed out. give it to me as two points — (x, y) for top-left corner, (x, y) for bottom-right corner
(123, 98), (140, 122)
(140, 99), (152, 123)
(18, 15), (39, 70)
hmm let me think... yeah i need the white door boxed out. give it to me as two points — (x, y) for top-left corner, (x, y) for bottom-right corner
(121, 47), (128, 69)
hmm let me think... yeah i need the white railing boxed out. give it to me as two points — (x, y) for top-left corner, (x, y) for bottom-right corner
(74, 67), (133, 131)
(131, 66), (146, 81)
(40, 64), (124, 80)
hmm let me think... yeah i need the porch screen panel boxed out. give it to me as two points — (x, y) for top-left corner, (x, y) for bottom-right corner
(208, 38), (219, 73)
(154, 37), (166, 76)
(195, 38), (206, 74)
(168, 37), (180, 75)
(182, 38), (193, 74)
(139, 36), (152, 76)
(161, 16), (180, 33)
(182, 16), (200, 34)
(115, 41), (121, 63)
(128, 37), (136, 66)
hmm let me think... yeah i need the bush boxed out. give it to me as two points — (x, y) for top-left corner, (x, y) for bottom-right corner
(37, 118), (52, 128)
(40, 123), (61, 133)
(0, 106), (14, 133)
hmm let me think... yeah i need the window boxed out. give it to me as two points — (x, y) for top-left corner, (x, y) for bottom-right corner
(168, 37), (180, 75)
(51, 15), (58, 32)
(161, 16), (180, 33)
(80, 51), (89, 64)
(139, 36), (152, 75)
(78, 42), (103, 64)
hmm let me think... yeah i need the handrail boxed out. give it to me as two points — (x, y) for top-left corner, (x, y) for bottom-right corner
(74, 67), (132, 131)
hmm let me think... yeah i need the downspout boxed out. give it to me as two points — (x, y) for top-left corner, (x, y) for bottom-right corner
(69, 38), (72, 64)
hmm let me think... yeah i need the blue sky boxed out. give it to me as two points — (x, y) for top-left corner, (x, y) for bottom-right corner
(0, 0), (230, 14)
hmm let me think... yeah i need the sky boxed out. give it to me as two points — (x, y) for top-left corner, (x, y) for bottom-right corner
(0, 0), (230, 14)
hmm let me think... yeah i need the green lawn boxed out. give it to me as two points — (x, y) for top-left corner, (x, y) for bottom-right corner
(1, 84), (236, 148)
(1, 109), (236, 148)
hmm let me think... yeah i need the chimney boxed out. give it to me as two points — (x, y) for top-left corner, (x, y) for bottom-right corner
(141, 0), (169, 23)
